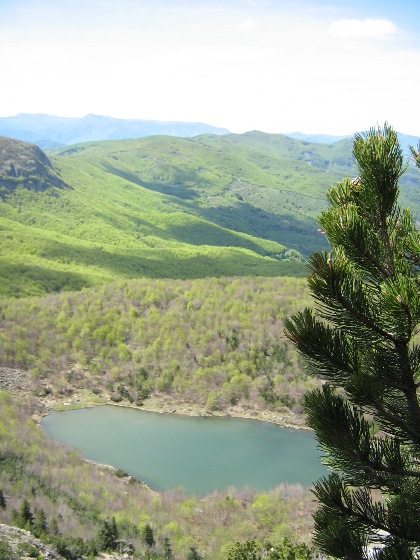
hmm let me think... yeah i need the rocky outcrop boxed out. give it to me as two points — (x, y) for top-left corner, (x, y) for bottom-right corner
(0, 367), (29, 391)
(0, 523), (63, 559)
(0, 136), (70, 195)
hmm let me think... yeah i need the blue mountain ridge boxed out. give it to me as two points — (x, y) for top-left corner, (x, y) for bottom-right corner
(0, 113), (229, 149)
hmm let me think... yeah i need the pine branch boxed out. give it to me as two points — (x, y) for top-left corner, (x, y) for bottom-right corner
(304, 387), (420, 488)
(307, 252), (403, 345)
(285, 124), (420, 558)
(314, 475), (420, 546)
(284, 310), (356, 383)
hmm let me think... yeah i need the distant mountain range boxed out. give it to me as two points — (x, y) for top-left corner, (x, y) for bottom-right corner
(0, 113), (229, 149)
(285, 131), (419, 157)
(284, 132), (351, 144)
(1, 114), (418, 157)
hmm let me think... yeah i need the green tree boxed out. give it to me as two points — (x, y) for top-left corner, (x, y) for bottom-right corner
(227, 540), (259, 560)
(163, 536), (174, 560)
(0, 489), (5, 509)
(32, 508), (48, 538)
(285, 124), (420, 559)
(49, 517), (60, 537)
(143, 523), (155, 548)
(144, 552), (164, 560)
(264, 537), (314, 559)
(14, 499), (34, 530)
(186, 546), (202, 560)
(97, 517), (118, 551)
(226, 539), (315, 560)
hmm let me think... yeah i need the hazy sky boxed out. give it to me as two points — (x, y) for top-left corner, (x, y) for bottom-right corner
(1, 0), (419, 135)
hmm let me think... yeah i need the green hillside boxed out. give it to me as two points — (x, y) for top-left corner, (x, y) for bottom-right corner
(0, 129), (419, 559)
(1, 131), (418, 298)
(52, 132), (356, 253)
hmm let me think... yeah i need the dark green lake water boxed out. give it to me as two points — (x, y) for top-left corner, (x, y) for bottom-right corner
(41, 405), (326, 495)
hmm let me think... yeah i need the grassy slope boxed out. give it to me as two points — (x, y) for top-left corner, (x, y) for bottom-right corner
(1, 131), (419, 298)
(54, 132), (355, 252)
(0, 143), (289, 297)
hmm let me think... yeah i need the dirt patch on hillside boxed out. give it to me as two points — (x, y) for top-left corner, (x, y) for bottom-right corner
(0, 367), (29, 391)
(136, 394), (308, 429)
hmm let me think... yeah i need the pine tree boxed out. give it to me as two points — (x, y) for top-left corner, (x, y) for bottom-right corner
(163, 536), (174, 560)
(17, 499), (34, 530)
(143, 523), (155, 548)
(97, 517), (118, 551)
(0, 489), (5, 509)
(285, 124), (420, 559)
(32, 508), (48, 538)
(186, 546), (202, 560)
(49, 517), (60, 537)
(110, 516), (119, 543)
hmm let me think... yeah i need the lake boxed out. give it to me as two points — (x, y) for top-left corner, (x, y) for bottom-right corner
(41, 405), (326, 495)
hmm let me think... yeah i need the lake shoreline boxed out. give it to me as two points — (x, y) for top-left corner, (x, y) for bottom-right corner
(126, 394), (309, 430)
(38, 390), (309, 431)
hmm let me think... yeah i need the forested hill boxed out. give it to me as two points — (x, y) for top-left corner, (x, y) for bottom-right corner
(0, 131), (418, 297)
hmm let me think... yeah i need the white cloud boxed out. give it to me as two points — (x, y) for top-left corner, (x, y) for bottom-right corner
(0, 2), (419, 136)
(237, 17), (259, 32)
(328, 18), (398, 41)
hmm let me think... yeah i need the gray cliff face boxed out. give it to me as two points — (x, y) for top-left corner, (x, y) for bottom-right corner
(0, 523), (64, 559)
(0, 136), (69, 193)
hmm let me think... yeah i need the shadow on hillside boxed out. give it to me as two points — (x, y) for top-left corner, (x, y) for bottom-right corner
(155, 218), (284, 256)
(92, 200), (318, 258)
(0, 261), (92, 298)
(101, 163), (201, 200)
(93, 211), (171, 241)
(188, 201), (326, 256)
(7, 236), (306, 289)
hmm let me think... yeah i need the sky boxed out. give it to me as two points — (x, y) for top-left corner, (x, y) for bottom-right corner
(0, 0), (420, 136)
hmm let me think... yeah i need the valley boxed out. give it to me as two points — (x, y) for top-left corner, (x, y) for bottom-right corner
(0, 126), (419, 559)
